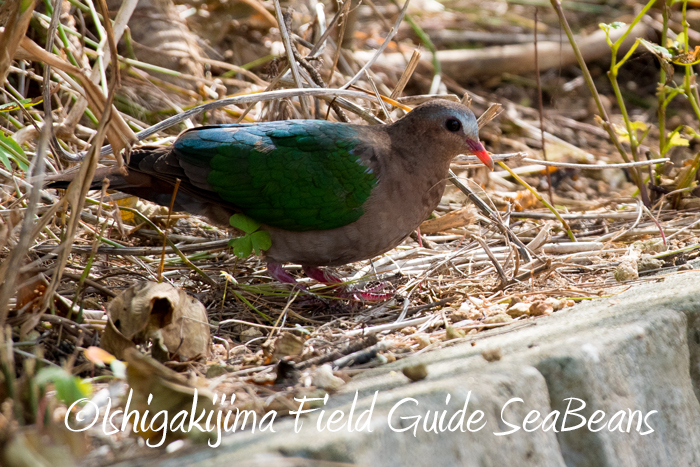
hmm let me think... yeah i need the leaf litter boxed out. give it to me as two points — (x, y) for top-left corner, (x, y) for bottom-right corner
(1, 0), (700, 464)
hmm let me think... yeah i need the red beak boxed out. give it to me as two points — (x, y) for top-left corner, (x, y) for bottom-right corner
(467, 139), (493, 171)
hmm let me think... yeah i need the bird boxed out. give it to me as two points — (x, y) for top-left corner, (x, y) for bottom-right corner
(53, 100), (492, 294)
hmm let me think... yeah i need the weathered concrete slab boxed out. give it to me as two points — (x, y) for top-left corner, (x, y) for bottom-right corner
(113, 270), (700, 466)
(117, 363), (565, 467)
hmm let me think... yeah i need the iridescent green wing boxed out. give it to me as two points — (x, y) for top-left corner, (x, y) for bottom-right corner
(173, 121), (378, 231)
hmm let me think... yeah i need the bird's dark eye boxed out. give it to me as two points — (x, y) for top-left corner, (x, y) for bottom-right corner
(446, 118), (461, 132)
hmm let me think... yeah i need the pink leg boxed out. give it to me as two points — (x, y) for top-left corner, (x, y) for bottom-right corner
(302, 265), (393, 302)
(302, 266), (343, 284)
(267, 262), (302, 285)
(415, 227), (424, 248)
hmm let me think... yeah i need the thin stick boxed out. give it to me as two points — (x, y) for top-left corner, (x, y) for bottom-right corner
(32, 239), (230, 255)
(327, 0), (351, 85)
(549, 0), (650, 206)
(497, 161), (577, 242)
(534, 8), (553, 203)
(0, 0), (59, 326)
(476, 103), (503, 128)
(0, 116), (50, 328)
(642, 204), (666, 246)
(287, 14), (349, 122)
(118, 207), (216, 286)
(340, 0), (411, 90)
(96, 88), (387, 156)
(158, 178), (181, 281)
(468, 233), (508, 286)
(366, 72), (392, 121)
(390, 49), (422, 100)
(95, 0), (120, 88)
(448, 169), (533, 261)
(272, 0), (310, 118)
(309, 2), (344, 57)
(519, 157), (669, 169)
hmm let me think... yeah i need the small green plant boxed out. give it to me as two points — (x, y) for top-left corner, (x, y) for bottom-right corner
(35, 367), (92, 407)
(598, 0), (700, 204)
(0, 131), (29, 172)
(228, 213), (272, 258)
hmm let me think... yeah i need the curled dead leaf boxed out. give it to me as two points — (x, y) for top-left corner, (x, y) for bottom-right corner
(123, 348), (217, 445)
(101, 282), (210, 361)
(272, 332), (305, 361)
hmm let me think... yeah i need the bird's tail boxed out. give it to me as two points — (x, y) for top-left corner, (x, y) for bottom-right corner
(45, 146), (170, 192)
(46, 146), (235, 227)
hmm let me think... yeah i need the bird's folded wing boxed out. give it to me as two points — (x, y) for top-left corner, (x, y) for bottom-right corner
(172, 121), (380, 232)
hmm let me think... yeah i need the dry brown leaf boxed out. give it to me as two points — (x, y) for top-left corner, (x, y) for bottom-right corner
(123, 348), (218, 446)
(101, 282), (210, 361)
(15, 271), (48, 314)
(526, 222), (552, 252)
(419, 207), (476, 234)
(0, 1), (35, 83)
(16, 36), (137, 159)
(272, 332), (304, 361)
(1, 423), (86, 467)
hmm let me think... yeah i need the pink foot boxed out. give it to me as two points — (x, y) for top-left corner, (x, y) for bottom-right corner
(303, 265), (393, 301)
(302, 266), (342, 283)
(267, 263), (303, 286)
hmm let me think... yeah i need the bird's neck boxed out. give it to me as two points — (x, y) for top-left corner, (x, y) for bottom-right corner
(375, 125), (453, 222)
(384, 123), (455, 179)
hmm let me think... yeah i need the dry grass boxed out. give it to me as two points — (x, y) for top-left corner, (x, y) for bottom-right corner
(1, 0), (700, 462)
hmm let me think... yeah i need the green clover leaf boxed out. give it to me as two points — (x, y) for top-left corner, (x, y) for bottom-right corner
(228, 214), (271, 258)
(250, 230), (272, 255)
(229, 236), (253, 258)
(230, 213), (261, 234)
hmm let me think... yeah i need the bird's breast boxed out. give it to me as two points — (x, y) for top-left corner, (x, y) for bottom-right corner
(263, 169), (449, 266)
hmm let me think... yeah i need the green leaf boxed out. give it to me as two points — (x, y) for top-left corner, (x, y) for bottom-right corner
(675, 32), (686, 48)
(668, 132), (690, 147)
(613, 123), (631, 143)
(0, 149), (10, 172)
(35, 367), (92, 406)
(630, 121), (648, 132)
(0, 131), (28, 171)
(639, 38), (672, 60)
(608, 21), (626, 30)
(250, 230), (272, 255)
(0, 97), (42, 113)
(229, 236), (253, 258)
(599, 22), (626, 37)
(684, 126), (700, 140)
(229, 213), (261, 234)
(228, 214), (271, 258)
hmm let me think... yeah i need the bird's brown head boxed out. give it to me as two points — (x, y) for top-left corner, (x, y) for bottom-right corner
(393, 100), (493, 170)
